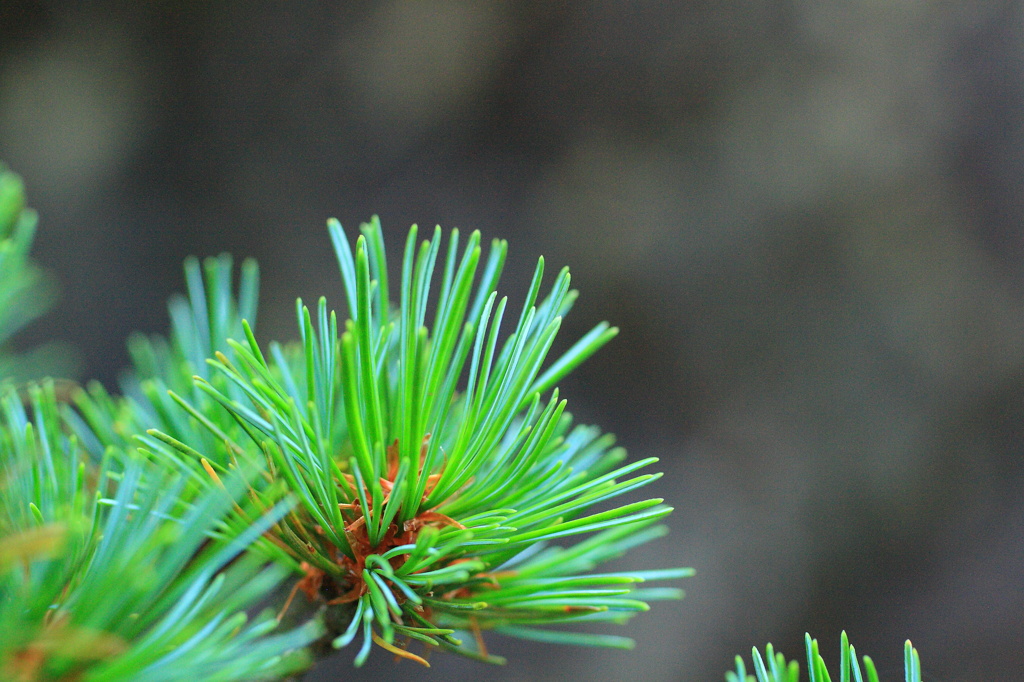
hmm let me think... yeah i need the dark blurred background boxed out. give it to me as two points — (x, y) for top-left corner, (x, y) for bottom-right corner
(3, 2), (1024, 680)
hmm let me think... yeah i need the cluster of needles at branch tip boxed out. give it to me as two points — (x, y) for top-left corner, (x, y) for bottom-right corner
(0, 162), (932, 680)
(69, 214), (691, 669)
(277, 438), (462, 621)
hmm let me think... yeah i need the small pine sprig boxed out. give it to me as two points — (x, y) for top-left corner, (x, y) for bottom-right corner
(726, 632), (923, 682)
(141, 218), (691, 666)
(0, 381), (322, 681)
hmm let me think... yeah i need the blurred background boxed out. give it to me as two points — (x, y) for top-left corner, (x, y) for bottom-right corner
(3, 2), (1024, 679)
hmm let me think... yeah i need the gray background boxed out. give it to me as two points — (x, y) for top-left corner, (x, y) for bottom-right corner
(3, 2), (1024, 679)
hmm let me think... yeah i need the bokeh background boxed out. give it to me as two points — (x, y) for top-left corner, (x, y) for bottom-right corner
(3, 2), (1024, 680)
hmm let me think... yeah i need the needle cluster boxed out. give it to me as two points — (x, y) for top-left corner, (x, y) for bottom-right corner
(90, 218), (691, 665)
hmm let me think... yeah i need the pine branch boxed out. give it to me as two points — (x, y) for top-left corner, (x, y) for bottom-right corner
(5, 162), (689, 675)
(93, 217), (693, 667)
(1, 161), (934, 680)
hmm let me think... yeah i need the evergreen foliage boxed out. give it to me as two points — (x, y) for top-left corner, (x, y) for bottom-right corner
(75, 217), (692, 665)
(1, 165), (690, 677)
(0, 383), (321, 681)
(727, 632), (922, 682)
(0, 163), (923, 679)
